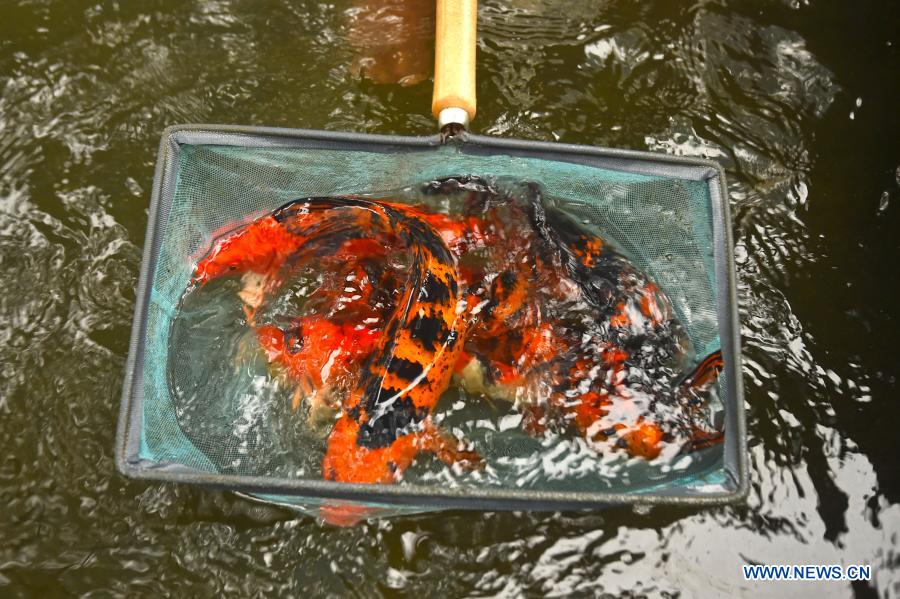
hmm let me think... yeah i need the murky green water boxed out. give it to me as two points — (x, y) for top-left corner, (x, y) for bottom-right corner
(1, 0), (898, 596)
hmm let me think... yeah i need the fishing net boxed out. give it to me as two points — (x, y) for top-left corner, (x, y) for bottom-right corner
(118, 127), (745, 516)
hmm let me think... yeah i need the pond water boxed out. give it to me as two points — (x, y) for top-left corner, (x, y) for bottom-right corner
(1, 0), (898, 596)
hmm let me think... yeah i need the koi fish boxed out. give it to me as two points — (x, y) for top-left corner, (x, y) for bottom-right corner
(316, 199), (483, 483)
(192, 195), (483, 485)
(460, 188), (725, 459)
(194, 204), (402, 421)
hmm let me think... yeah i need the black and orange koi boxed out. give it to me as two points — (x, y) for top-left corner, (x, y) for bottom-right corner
(193, 196), (484, 485)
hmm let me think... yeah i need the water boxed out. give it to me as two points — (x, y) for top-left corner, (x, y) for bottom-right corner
(1, 0), (898, 596)
(168, 181), (725, 498)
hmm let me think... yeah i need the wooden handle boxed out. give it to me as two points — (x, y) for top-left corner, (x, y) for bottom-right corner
(432, 0), (477, 125)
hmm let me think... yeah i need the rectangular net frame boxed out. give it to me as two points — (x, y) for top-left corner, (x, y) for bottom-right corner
(116, 124), (747, 511)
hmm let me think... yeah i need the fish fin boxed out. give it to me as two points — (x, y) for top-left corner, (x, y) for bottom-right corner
(618, 421), (664, 459)
(679, 351), (726, 452)
(419, 421), (483, 470)
(291, 379), (317, 411)
(520, 405), (548, 436)
(242, 303), (257, 326)
(319, 503), (370, 528)
(679, 350), (724, 393)
(689, 429), (725, 451)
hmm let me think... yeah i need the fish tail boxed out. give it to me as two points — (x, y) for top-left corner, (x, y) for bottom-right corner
(679, 350), (724, 392)
(679, 350), (726, 451)
(688, 429), (725, 452)
(322, 416), (419, 484)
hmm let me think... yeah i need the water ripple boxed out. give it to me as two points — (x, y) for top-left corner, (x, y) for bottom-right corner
(0, 0), (898, 596)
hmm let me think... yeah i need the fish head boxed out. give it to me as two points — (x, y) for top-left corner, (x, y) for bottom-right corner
(192, 216), (302, 286)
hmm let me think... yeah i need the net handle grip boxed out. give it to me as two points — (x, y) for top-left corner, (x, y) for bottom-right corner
(432, 0), (477, 131)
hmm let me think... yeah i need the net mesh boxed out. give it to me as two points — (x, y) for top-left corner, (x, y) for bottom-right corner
(136, 139), (724, 502)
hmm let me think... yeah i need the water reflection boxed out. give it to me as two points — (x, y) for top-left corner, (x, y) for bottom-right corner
(346, 0), (435, 86)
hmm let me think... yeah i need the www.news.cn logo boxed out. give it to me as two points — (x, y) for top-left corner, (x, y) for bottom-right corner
(742, 564), (872, 581)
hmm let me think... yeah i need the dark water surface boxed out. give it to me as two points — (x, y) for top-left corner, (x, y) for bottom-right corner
(1, 0), (898, 596)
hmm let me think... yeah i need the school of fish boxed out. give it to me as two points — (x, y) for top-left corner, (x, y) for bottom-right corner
(188, 176), (724, 487)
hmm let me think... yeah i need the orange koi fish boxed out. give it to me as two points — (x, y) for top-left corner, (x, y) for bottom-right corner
(192, 195), (483, 486)
(193, 203), (402, 420)
(315, 200), (482, 483)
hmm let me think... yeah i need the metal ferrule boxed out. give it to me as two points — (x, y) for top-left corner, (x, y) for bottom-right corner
(438, 107), (470, 130)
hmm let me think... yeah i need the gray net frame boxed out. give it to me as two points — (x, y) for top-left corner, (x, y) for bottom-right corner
(116, 124), (747, 511)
